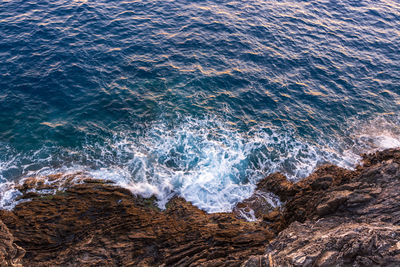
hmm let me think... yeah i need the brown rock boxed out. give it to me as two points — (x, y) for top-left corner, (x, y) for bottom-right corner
(0, 219), (25, 266)
(242, 148), (400, 266)
(2, 148), (400, 266)
(0, 178), (274, 266)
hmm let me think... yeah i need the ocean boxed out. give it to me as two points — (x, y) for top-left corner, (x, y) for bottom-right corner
(1, 0), (399, 212)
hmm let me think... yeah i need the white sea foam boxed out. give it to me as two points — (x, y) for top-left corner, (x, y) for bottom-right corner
(345, 116), (400, 154)
(0, 182), (22, 210)
(0, 116), (399, 213)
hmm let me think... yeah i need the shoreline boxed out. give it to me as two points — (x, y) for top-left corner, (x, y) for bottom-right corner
(1, 148), (400, 266)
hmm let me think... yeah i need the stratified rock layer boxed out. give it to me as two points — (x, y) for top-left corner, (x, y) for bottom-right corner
(243, 148), (400, 266)
(0, 219), (25, 267)
(0, 177), (275, 266)
(1, 149), (400, 266)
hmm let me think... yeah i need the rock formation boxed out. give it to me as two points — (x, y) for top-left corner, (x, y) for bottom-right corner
(0, 175), (275, 266)
(0, 148), (400, 266)
(0, 219), (24, 266)
(242, 148), (400, 266)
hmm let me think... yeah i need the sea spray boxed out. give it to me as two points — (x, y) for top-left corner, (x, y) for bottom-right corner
(3, 116), (398, 212)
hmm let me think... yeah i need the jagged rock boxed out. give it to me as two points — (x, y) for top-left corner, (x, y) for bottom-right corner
(1, 148), (400, 266)
(233, 190), (280, 221)
(0, 179), (274, 266)
(243, 218), (400, 267)
(242, 148), (400, 266)
(0, 219), (25, 267)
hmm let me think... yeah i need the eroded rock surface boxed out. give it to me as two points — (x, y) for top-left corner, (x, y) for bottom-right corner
(1, 149), (400, 266)
(0, 219), (24, 266)
(242, 148), (400, 266)
(0, 176), (275, 266)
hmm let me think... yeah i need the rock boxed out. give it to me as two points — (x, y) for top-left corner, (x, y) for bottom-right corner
(2, 148), (400, 266)
(262, 218), (400, 266)
(233, 190), (280, 220)
(315, 190), (352, 216)
(0, 219), (25, 266)
(242, 148), (400, 266)
(256, 173), (299, 201)
(0, 178), (274, 266)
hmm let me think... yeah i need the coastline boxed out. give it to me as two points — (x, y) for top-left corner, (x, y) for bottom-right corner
(1, 148), (400, 266)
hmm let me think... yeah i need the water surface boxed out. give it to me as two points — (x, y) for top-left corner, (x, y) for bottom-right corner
(1, 0), (400, 211)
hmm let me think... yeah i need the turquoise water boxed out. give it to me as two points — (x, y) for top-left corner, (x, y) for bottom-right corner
(1, 0), (400, 212)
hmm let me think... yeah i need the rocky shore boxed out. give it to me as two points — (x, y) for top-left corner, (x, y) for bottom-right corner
(1, 148), (400, 266)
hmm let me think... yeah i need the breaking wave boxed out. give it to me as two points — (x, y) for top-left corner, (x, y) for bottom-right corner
(1, 116), (399, 212)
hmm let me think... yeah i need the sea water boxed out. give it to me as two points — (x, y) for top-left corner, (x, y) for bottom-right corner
(0, 0), (399, 212)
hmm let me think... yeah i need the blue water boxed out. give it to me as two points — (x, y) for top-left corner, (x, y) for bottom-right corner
(1, 0), (400, 212)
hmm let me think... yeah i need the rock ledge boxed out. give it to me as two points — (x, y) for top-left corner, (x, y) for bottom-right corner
(1, 149), (400, 266)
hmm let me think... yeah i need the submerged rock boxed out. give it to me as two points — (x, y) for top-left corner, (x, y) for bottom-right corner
(0, 148), (400, 266)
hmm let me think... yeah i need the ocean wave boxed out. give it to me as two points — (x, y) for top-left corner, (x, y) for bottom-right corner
(2, 116), (398, 212)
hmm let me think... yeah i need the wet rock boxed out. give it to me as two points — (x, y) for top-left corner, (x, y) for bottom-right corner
(256, 173), (299, 201)
(2, 148), (400, 266)
(0, 179), (274, 266)
(233, 190), (280, 221)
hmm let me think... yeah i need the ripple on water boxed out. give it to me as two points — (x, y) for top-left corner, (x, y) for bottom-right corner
(0, 0), (399, 212)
